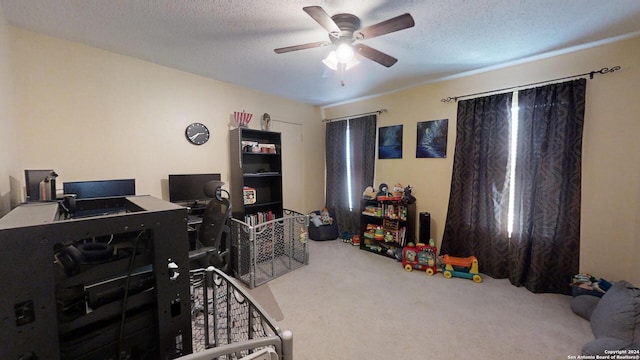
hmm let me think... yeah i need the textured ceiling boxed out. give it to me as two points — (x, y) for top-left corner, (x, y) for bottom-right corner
(2, 0), (640, 106)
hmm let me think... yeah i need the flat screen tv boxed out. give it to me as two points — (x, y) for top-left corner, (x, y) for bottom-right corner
(63, 179), (136, 199)
(168, 173), (221, 205)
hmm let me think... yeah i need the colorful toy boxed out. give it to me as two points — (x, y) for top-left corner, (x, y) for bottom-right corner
(392, 183), (404, 197)
(440, 254), (482, 283)
(299, 229), (308, 243)
(402, 242), (438, 275)
(320, 207), (333, 225)
(376, 183), (389, 197)
(384, 232), (395, 242)
(340, 232), (353, 243)
(376, 183), (402, 201)
(374, 227), (384, 241)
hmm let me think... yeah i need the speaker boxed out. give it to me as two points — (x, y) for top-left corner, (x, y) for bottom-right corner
(419, 212), (431, 244)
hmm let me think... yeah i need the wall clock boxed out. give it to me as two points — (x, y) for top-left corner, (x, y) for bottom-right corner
(185, 122), (210, 145)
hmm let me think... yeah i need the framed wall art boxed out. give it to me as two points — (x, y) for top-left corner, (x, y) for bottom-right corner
(416, 119), (448, 158)
(378, 125), (403, 159)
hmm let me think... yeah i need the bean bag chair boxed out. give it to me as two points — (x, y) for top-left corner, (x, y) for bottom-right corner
(571, 280), (640, 355)
(308, 210), (339, 241)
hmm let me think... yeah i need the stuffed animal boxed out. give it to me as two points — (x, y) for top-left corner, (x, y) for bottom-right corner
(392, 183), (404, 197)
(320, 207), (333, 225)
(377, 183), (389, 197)
(362, 186), (377, 200)
(309, 212), (323, 227)
(402, 185), (416, 205)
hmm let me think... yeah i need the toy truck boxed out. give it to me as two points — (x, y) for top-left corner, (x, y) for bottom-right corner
(402, 243), (438, 275)
(441, 254), (482, 283)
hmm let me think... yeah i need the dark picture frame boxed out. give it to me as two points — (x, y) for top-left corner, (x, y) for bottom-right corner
(416, 119), (448, 158)
(378, 125), (403, 159)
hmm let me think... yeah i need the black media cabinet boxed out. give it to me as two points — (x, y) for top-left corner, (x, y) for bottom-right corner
(0, 195), (192, 359)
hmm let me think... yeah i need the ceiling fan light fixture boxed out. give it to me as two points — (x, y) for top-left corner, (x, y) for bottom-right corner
(335, 43), (354, 63)
(274, 7), (415, 70)
(322, 51), (339, 71)
(323, 51), (360, 71)
(344, 56), (360, 70)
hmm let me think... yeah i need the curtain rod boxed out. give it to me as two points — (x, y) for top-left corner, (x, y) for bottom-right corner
(322, 108), (387, 122)
(441, 65), (621, 103)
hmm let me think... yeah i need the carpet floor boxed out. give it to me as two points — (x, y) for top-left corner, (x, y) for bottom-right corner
(245, 239), (594, 359)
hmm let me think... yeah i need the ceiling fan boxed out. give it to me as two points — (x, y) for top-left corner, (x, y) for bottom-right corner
(274, 6), (415, 68)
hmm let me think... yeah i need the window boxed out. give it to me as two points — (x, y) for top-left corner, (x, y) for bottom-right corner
(325, 115), (377, 233)
(441, 79), (586, 294)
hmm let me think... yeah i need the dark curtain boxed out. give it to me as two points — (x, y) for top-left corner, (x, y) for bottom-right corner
(440, 93), (514, 277)
(325, 115), (377, 234)
(441, 79), (586, 294)
(510, 79), (586, 293)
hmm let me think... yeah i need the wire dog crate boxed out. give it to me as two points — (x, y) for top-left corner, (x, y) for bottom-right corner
(181, 267), (293, 360)
(231, 209), (309, 289)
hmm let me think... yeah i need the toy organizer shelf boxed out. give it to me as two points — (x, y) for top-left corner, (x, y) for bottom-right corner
(359, 198), (416, 259)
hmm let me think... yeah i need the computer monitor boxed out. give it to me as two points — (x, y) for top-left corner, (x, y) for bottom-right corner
(63, 179), (136, 199)
(168, 173), (221, 205)
(24, 169), (56, 202)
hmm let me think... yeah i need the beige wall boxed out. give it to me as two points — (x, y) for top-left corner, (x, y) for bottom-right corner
(3, 7), (638, 285)
(7, 26), (325, 214)
(0, 7), (17, 216)
(323, 36), (640, 285)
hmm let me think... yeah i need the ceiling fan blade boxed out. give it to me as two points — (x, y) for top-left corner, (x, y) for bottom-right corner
(274, 41), (331, 54)
(303, 6), (341, 38)
(354, 13), (415, 40)
(354, 44), (398, 67)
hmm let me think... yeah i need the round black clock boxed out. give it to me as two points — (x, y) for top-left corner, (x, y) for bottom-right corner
(185, 123), (210, 145)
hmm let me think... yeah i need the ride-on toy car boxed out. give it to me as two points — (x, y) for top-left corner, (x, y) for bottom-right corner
(403, 243), (438, 275)
(441, 254), (482, 283)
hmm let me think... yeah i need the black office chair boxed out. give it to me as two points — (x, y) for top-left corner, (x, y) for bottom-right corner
(189, 180), (232, 274)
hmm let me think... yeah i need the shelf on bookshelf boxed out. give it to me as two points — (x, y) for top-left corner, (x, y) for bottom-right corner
(243, 172), (281, 177)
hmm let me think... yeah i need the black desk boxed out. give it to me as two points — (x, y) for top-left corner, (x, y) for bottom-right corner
(186, 213), (204, 250)
(0, 196), (193, 358)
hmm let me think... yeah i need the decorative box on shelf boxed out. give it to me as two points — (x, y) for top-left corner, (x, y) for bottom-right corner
(243, 186), (256, 205)
(258, 143), (277, 153)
